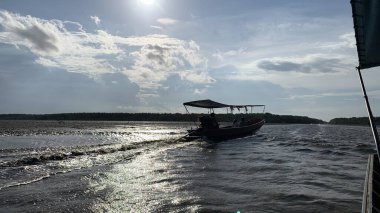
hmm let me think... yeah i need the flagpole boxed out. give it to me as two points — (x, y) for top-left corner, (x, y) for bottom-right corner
(357, 67), (380, 160)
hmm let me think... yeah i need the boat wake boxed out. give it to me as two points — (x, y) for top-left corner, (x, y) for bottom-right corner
(0, 137), (189, 190)
(0, 121), (193, 191)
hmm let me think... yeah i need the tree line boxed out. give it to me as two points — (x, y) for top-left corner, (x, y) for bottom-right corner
(0, 112), (325, 124)
(328, 117), (377, 126)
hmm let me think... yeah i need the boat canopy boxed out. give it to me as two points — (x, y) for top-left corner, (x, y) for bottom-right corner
(183, 99), (265, 109)
(351, 0), (380, 69)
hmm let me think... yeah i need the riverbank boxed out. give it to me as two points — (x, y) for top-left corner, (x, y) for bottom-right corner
(0, 112), (325, 124)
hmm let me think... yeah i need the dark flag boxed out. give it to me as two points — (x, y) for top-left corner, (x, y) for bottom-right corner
(352, 0), (380, 69)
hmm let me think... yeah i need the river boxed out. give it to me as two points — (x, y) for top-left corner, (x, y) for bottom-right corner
(0, 121), (375, 212)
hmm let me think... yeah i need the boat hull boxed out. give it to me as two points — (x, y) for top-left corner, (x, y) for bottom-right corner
(188, 119), (265, 141)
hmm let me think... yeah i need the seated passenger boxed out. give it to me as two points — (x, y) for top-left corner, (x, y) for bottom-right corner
(199, 116), (212, 128)
(239, 117), (246, 127)
(232, 119), (239, 127)
(210, 113), (219, 128)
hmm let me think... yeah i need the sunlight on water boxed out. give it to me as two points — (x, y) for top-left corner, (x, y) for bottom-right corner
(88, 143), (200, 212)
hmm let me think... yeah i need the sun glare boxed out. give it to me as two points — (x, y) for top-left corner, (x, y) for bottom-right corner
(139, 0), (155, 6)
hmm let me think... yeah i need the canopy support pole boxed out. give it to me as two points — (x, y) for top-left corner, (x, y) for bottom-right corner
(357, 67), (380, 160)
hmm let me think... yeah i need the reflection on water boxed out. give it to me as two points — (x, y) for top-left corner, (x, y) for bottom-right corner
(0, 121), (376, 212)
(89, 143), (200, 212)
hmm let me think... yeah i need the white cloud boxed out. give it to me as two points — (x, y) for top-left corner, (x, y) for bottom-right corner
(0, 10), (212, 95)
(319, 32), (356, 50)
(35, 57), (60, 67)
(179, 70), (215, 84)
(0, 10), (60, 54)
(122, 39), (213, 89)
(90, 16), (101, 26)
(157, 18), (178, 25)
(150, 25), (162, 30)
(194, 88), (207, 94)
(212, 48), (246, 62)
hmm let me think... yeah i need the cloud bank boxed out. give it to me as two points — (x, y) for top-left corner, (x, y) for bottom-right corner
(256, 55), (349, 73)
(0, 10), (212, 95)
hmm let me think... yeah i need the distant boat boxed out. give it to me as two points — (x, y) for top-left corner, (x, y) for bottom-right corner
(183, 99), (265, 141)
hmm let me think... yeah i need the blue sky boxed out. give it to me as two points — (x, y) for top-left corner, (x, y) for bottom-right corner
(0, 0), (379, 121)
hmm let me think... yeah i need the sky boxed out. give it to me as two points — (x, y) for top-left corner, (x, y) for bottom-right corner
(0, 0), (380, 121)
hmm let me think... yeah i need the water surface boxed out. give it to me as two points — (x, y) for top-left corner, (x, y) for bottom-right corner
(0, 121), (375, 212)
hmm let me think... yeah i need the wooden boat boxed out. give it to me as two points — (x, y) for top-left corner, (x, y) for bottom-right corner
(351, 0), (380, 212)
(183, 99), (265, 141)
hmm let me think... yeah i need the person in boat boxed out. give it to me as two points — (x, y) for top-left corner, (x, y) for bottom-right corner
(239, 117), (246, 127)
(199, 116), (210, 128)
(232, 119), (239, 127)
(210, 113), (219, 128)
(199, 113), (219, 129)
